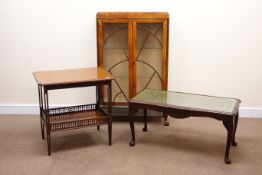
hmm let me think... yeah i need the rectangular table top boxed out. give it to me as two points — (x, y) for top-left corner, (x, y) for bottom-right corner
(33, 67), (113, 86)
(131, 89), (241, 116)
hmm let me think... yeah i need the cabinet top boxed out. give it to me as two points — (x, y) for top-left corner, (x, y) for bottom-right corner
(96, 12), (169, 19)
(33, 67), (113, 86)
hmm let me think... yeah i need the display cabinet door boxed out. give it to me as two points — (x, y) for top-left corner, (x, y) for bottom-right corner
(97, 19), (132, 104)
(133, 20), (168, 96)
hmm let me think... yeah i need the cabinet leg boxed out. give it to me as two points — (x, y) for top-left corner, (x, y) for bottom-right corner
(108, 123), (112, 146)
(97, 125), (100, 131)
(143, 109), (148, 132)
(163, 113), (169, 126)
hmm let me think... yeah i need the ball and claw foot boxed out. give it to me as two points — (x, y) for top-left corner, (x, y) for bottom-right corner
(225, 157), (231, 164)
(232, 140), (237, 146)
(129, 141), (135, 146)
(164, 121), (169, 126)
(142, 127), (147, 132)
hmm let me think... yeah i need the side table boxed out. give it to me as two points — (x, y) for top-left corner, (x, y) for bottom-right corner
(33, 67), (113, 155)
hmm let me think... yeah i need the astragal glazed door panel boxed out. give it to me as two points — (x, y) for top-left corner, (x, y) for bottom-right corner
(97, 12), (169, 105)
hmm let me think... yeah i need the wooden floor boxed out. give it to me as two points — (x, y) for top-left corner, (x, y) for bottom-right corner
(0, 115), (262, 175)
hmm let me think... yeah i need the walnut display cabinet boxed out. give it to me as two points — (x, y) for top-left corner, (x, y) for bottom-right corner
(97, 12), (169, 106)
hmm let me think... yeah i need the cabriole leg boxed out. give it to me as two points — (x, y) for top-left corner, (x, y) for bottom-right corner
(232, 112), (239, 146)
(129, 106), (136, 146)
(223, 119), (234, 164)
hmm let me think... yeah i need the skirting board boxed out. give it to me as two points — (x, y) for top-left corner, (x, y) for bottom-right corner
(0, 105), (262, 118)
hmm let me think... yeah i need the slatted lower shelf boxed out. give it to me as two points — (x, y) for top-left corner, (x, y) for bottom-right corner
(45, 104), (108, 132)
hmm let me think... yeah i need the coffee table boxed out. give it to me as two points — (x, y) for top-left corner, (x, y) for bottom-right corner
(128, 89), (241, 164)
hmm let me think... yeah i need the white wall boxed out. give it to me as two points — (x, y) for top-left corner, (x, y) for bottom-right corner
(1, 0), (262, 116)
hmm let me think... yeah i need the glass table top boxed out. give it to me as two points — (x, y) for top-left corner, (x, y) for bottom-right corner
(132, 89), (240, 114)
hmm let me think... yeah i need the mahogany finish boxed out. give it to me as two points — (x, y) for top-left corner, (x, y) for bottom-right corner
(128, 89), (241, 164)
